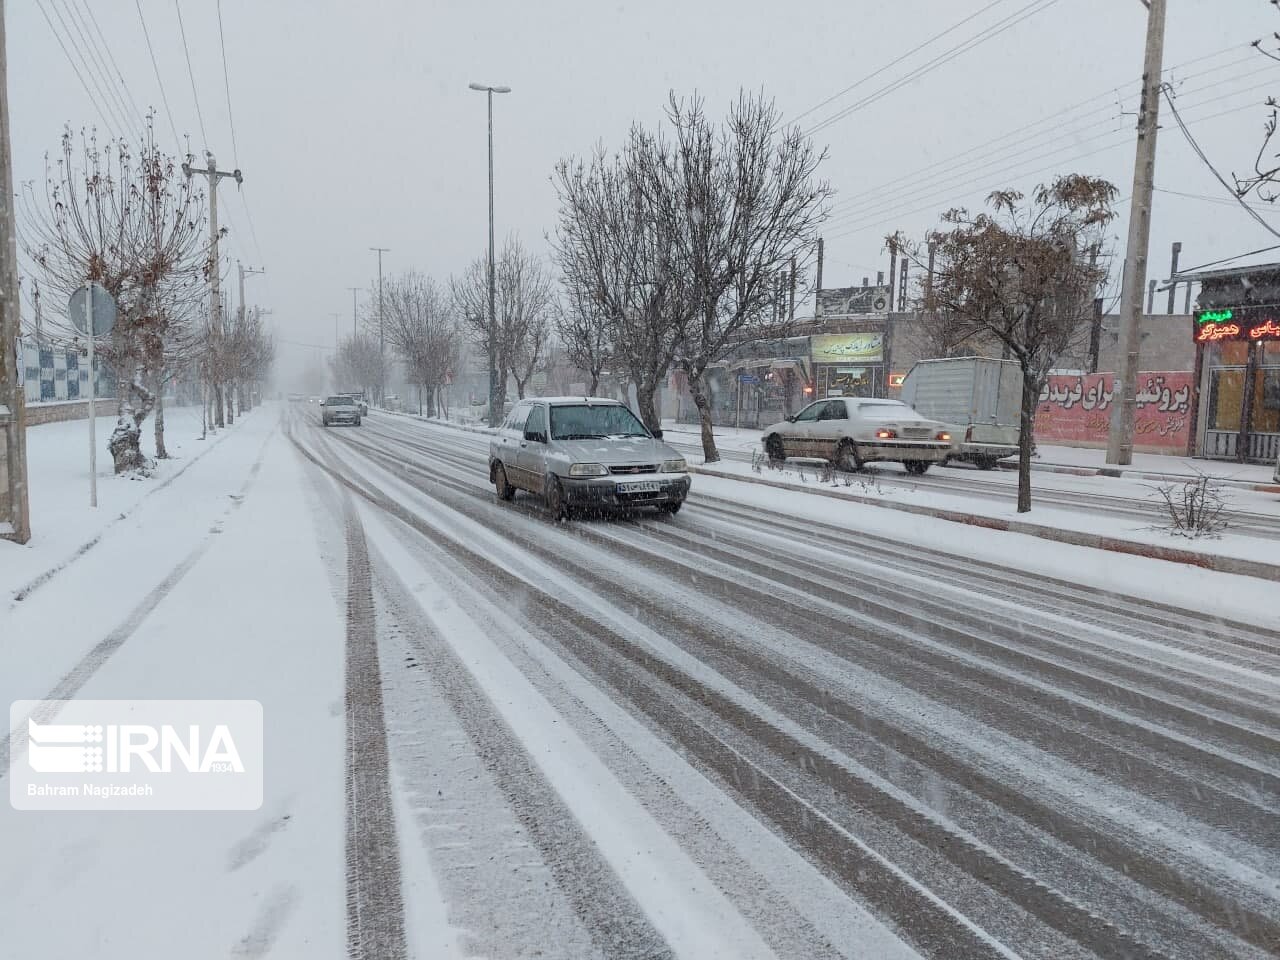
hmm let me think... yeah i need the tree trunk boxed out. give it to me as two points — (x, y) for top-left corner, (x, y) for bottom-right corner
(225, 382), (235, 426)
(214, 383), (226, 428)
(687, 367), (719, 463)
(108, 370), (156, 475)
(635, 378), (661, 433)
(588, 371), (600, 397)
(1016, 373), (1038, 514)
(154, 376), (168, 459)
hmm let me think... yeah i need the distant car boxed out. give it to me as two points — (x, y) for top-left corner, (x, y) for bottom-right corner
(488, 397), (690, 518)
(762, 397), (951, 475)
(308, 396), (320, 404)
(320, 395), (361, 427)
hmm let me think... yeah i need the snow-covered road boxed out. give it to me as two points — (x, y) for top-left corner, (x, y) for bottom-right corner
(3, 402), (1277, 959)
(288, 405), (1280, 959)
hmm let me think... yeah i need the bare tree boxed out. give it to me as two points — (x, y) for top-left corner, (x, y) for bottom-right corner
(21, 125), (206, 473)
(1236, 6), (1280, 200)
(330, 334), (383, 400)
(554, 136), (689, 432)
(553, 287), (611, 396)
(381, 271), (459, 417)
(660, 92), (830, 463)
(903, 175), (1116, 513)
(511, 312), (549, 399)
(451, 237), (552, 422)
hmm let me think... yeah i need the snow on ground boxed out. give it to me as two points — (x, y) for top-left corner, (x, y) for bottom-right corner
(0, 408), (353, 959)
(690, 470), (1280, 630)
(0, 406), (230, 598)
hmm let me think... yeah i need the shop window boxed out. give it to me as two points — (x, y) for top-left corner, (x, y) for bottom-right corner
(1208, 369), (1244, 431)
(1255, 368), (1280, 433)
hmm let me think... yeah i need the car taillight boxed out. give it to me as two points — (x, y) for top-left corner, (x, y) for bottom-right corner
(875, 428), (897, 440)
(937, 431), (951, 442)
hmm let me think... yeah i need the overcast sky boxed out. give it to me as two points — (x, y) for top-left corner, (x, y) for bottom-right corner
(11, 0), (1280, 383)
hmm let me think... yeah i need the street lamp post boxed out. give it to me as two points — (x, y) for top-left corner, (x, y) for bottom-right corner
(468, 81), (510, 426)
(369, 247), (389, 405)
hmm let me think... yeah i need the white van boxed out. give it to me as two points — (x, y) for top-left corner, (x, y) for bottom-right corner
(899, 357), (1022, 469)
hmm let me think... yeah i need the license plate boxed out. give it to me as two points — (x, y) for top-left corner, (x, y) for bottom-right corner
(617, 480), (662, 494)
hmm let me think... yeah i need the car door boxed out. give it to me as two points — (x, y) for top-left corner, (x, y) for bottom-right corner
(782, 400), (825, 457)
(518, 403), (550, 494)
(498, 402), (531, 487)
(811, 399), (850, 459)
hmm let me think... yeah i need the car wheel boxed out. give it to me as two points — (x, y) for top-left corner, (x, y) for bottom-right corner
(545, 476), (571, 520)
(494, 463), (515, 501)
(354, 417), (361, 427)
(834, 439), (862, 472)
(765, 435), (785, 464)
(661, 500), (683, 515)
(904, 460), (930, 476)
(974, 456), (998, 470)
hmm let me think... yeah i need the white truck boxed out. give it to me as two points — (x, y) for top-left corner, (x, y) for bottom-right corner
(899, 357), (1021, 469)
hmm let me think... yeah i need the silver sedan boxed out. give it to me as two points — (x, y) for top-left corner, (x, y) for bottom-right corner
(488, 397), (690, 518)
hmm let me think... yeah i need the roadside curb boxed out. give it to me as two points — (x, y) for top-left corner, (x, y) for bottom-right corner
(689, 465), (1280, 583)
(380, 409), (495, 436)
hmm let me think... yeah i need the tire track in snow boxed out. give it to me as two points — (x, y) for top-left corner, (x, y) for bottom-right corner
(337, 490), (408, 960)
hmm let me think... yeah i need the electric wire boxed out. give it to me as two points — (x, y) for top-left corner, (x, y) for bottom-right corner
(173, 0), (209, 150)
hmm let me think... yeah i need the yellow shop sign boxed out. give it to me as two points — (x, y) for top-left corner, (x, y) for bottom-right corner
(811, 333), (883, 364)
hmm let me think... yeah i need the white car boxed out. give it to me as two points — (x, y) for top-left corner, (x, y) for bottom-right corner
(762, 397), (952, 475)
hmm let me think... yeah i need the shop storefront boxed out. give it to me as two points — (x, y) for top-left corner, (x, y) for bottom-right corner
(1183, 262), (1280, 462)
(810, 332), (885, 399)
(1195, 306), (1280, 462)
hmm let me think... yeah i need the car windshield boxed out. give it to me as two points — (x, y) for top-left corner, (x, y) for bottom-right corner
(549, 404), (649, 440)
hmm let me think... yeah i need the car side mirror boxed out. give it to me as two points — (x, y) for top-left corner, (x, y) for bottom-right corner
(651, 428), (663, 439)
(786, 415), (796, 423)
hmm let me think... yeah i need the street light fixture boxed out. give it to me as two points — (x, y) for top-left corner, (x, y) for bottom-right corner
(468, 81), (511, 426)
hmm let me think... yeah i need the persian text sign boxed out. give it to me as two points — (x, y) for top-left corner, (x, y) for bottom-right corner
(1194, 305), (1280, 342)
(10, 699), (263, 811)
(1035, 371), (1193, 453)
(811, 333), (883, 364)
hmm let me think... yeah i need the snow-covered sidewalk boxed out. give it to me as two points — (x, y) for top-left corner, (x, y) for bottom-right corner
(0, 409), (350, 959)
(1, 405), (234, 599)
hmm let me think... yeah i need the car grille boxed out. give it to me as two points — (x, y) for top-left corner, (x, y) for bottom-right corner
(902, 427), (932, 440)
(608, 464), (658, 475)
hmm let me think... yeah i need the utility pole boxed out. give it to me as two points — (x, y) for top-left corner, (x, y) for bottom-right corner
(347, 286), (360, 338)
(237, 261), (265, 325)
(1106, 0), (1166, 465)
(814, 238), (824, 316)
(1166, 241), (1181, 313)
(183, 154), (242, 430)
(469, 81), (511, 426)
(0, 0), (30, 543)
(369, 247), (388, 405)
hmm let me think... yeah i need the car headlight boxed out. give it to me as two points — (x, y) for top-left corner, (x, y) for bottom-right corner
(660, 458), (687, 473)
(568, 462), (609, 477)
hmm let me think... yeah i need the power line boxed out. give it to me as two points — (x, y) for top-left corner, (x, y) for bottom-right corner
(824, 97), (1269, 246)
(793, 0), (1010, 125)
(77, 0), (146, 127)
(134, 0), (182, 150)
(58, 0), (140, 131)
(173, 0), (209, 150)
(33, 0), (119, 136)
(215, 0), (240, 166)
(827, 43), (1254, 214)
(1173, 244), (1280, 276)
(826, 76), (1273, 230)
(804, 0), (1062, 138)
(1161, 85), (1280, 239)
